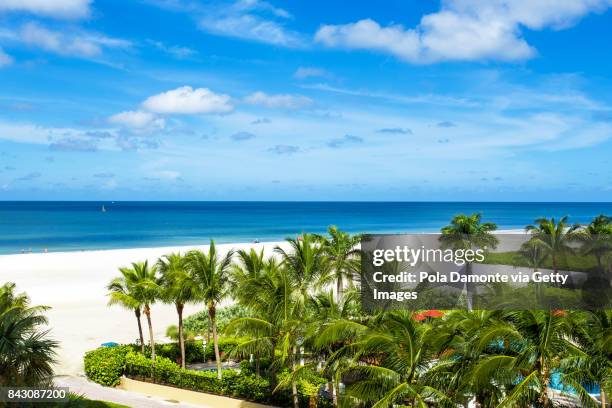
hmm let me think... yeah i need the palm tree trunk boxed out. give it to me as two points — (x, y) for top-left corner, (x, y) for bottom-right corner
(540, 359), (551, 407)
(269, 339), (278, 389)
(144, 304), (155, 361)
(328, 381), (334, 405)
(552, 255), (562, 288)
(292, 345), (299, 408)
(208, 303), (222, 380)
(336, 276), (343, 302)
(177, 303), (185, 369)
(334, 379), (340, 407)
(465, 262), (473, 311)
(600, 386), (607, 407)
(135, 308), (145, 354)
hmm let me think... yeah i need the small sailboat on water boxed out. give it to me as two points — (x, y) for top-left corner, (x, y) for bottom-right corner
(101, 204), (107, 213)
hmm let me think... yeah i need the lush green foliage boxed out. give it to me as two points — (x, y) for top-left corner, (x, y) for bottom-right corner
(0, 282), (58, 387)
(99, 215), (612, 407)
(83, 346), (131, 386)
(203, 336), (240, 360)
(183, 304), (248, 334)
(157, 252), (199, 368)
(124, 350), (271, 402)
(141, 340), (206, 364)
(184, 241), (235, 379)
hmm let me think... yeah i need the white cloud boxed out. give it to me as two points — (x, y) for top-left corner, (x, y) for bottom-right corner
(302, 83), (475, 107)
(244, 91), (313, 109)
(294, 67), (329, 79)
(316, 20), (424, 61)
(315, 0), (612, 63)
(200, 14), (302, 47)
(0, 48), (13, 66)
(19, 22), (130, 58)
(0, 120), (120, 151)
(108, 110), (165, 130)
(199, 0), (302, 47)
(142, 86), (234, 114)
(148, 40), (196, 59)
(0, 0), (91, 19)
(234, 0), (291, 19)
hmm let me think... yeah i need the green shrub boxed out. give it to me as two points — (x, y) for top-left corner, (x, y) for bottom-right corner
(276, 368), (330, 408)
(179, 369), (222, 394)
(86, 344), (271, 404)
(140, 340), (205, 364)
(183, 341), (206, 363)
(124, 351), (152, 378)
(123, 350), (270, 402)
(183, 304), (248, 334)
(83, 346), (131, 386)
(238, 357), (272, 376)
(221, 370), (270, 402)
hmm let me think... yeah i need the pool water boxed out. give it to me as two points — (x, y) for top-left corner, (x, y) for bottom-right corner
(549, 371), (600, 394)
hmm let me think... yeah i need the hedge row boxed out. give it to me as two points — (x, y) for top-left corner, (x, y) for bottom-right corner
(83, 346), (131, 386)
(138, 337), (240, 364)
(83, 345), (331, 407)
(125, 351), (270, 402)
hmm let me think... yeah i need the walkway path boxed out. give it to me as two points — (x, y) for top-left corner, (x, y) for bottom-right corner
(54, 376), (209, 408)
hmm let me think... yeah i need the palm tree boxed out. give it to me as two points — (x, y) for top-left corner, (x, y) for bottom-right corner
(526, 216), (580, 277)
(470, 310), (585, 407)
(307, 289), (364, 406)
(0, 282), (57, 387)
(562, 310), (612, 407)
(518, 238), (550, 304)
(316, 226), (361, 302)
(275, 234), (330, 406)
(230, 248), (267, 304)
(157, 252), (199, 368)
(107, 269), (145, 353)
(332, 311), (453, 407)
(440, 213), (499, 311)
(275, 234), (329, 311)
(185, 241), (234, 379)
(226, 263), (305, 408)
(116, 261), (160, 361)
(576, 215), (612, 271)
(519, 238), (549, 272)
(426, 309), (509, 407)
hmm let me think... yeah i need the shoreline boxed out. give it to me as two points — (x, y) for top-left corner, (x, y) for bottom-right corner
(0, 228), (528, 256)
(0, 240), (286, 375)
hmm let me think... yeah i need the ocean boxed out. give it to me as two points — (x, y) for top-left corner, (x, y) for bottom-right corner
(0, 201), (611, 254)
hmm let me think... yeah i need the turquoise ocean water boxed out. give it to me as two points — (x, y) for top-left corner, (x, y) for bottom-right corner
(0, 201), (611, 254)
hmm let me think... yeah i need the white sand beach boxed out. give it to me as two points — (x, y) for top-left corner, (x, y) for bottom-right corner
(0, 241), (286, 375)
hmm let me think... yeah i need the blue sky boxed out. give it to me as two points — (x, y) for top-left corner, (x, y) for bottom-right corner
(0, 0), (612, 201)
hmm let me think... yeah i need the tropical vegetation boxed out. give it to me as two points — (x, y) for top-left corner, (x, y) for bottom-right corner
(0, 283), (129, 407)
(99, 215), (612, 407)
(0, 282), (57, 387)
